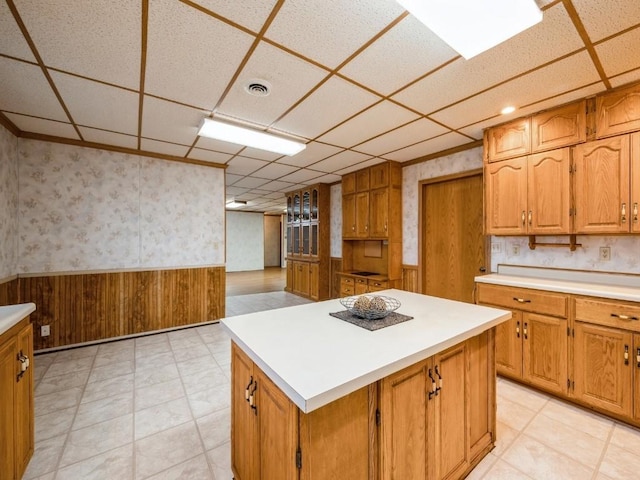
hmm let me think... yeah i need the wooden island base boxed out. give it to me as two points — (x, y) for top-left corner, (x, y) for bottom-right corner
(231, 329), (496, 480)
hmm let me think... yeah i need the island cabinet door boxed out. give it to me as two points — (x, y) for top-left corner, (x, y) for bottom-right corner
(495, 311), (523, 379)
(635, 335), (640, 423)
(231, 343), (258, 480)
(380, 359), (429, 480)
(15, 323), (34, 480)
(0, 335), (17, 480)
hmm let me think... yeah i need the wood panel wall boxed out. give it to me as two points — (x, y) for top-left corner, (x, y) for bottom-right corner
(18, 266), (225, 350)
(0, 278), (19, 306)
(330, 257), (342, 299)
(402, 265), (419, 293)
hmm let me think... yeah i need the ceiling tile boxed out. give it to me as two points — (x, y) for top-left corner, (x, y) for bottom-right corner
(596, 28), (640, 78)
(141, 96), (203, 145)
(340, 15), (457, 95)
(0, 58), (67, 122)
(306, 174), (341, 184)
(51, 72), (139, 135)
(278, 169), (325, 184)
(188, 0), (277, 32)
(195, 137), (243, 155)
(233, 176), (271, 189)
(226, 173), (244, 185)
(354, 118), (449, 156)
(14, 0), (140, 88)
(188, 148), (233, 164)
(609, 68), (640, 88)
(4, 113), (79, 140)
(251, 163), (298, 180)
(0, 2), (35, 62)
(226, 156), (269, 175)
(140, 139), (189, 157)
(384, 132), (471, 162)
(317, 100), (419, 148)
(273, 75), (380, 139)
(275, 142), (342, 167)
(146, 0), (254, 110)
(392, 3), (584, 115)
(239, 146), (285, 161)
(258, 180), (296, 192)
(218, 41), (328, 125)
(335, 158), (386, 175)
(265, 0), (404, 69)
(78, 127), (138, 149)
(226, 186), (250, 196)
(431, 51), (601, 129)
(262, 191), (286, 200)
(309, 150), (372, 173)
(573, 0), (640, 42)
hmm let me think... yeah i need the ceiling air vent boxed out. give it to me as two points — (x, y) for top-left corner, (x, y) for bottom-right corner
(245, 79), (272, 97)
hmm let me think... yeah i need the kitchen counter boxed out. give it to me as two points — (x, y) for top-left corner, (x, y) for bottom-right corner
(0, 303), (36, 337)
(221, 289), (510, 413)
(476, 265), (640, 302)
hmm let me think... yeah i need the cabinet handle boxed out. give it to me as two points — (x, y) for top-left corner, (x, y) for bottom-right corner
(249, 381), (258, 415)
(434, 365), (443, 392)
(516, 321), (520, 338)
(636, 347), (640, 368)
(523, 322), (528, 340)
(634, 202), (638, 223)
(528, 210), (532, 226)
(384, 221), (387, 231)
(513, 297), (531, 304)
(16, 350), (29, 382)
(624, 345), (629, 366)
(428, 369), (437, 399)
(621, 203), (627, 223)
(521, 211), (526, 227)
(245, 376), (254, 402)
(365, 224), (368, 231)
(611, 313), (639, 321)
(352, 225), (355, 231)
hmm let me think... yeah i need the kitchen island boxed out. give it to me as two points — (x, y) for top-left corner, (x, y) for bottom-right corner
(221, 289), (510, 480)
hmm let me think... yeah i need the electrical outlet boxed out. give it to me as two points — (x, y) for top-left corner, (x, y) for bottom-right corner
(41, 325), (50, 337)
(491, 242), (503, 254)
(511, 243), (520, 256)
(599, 246), (611, 261)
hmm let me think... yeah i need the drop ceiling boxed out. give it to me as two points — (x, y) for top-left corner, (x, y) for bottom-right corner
(1, 0), (639, 215)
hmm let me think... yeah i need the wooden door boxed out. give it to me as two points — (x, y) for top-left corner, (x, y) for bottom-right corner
(596, 82), (640, 138)
(431, 343), (469, 480)
(485, 117), (531, 162)
(342, 194), (356, 238)
(256, 368), (298, 480)
(634, 334), (640, 422)
(355, 192), (369, 238)
(573, 135), (630, 233)
(308, 263), (319, 301)
(632, 133), (640, 233)
(573, 322), (633, 418)
(369, 188), (389, 237)
(495, 311), (523, 378)
(522, 313), (567, 395)
(231, 343), (257, 480)
(14, 324), (33, 480)
(380, 359), (428, 480)
(0, 336), (16, 480)
(484, 158), (527, 235)
(423, 173), (485, 303)
(527, 148), (571, 234)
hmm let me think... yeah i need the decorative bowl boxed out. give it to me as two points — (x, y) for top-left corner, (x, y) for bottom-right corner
(339, 295), (401, 320)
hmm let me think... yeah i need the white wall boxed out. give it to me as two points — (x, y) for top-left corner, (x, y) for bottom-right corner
(330, 183), (342, 258)
(17, 139), (225, 273)
(226, 211), (264, 272)
(263, 215), (281, 267)
(0, 125), (18, 279)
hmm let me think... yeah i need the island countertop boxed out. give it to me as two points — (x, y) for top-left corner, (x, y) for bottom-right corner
(0, 303), (36, 337)
(221, 289), (510, 413)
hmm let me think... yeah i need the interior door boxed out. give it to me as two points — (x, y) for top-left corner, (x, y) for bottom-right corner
(422, 173), (485, 303)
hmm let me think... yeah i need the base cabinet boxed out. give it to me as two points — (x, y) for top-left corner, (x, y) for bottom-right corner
(0, 318), (34, 480)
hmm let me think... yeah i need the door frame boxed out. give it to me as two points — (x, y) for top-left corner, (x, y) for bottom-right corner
(417, 168), (486, 295)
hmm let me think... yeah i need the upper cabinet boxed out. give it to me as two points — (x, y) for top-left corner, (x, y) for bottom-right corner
(485, 118), (530, 162)
(596, 83), (640, 139)
(531, 100), (586, 153)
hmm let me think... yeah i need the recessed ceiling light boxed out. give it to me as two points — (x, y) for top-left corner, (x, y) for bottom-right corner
(501, 106), (516, 115)
(226, 200), (248, 209)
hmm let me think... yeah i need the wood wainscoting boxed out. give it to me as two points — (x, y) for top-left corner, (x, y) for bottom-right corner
(0, 277), (19, 306)
(18, 266), (225, 351)
(402, 265), (419, 293)
(330, 257), (343, 299)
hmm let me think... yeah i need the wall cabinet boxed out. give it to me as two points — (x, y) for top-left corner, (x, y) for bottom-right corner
(0, 318), (34, 480)
(485, 117), (531, 162)
(596, 82), (640, 139)
(485, 148), (571, 235)
(531, 100), (586, 153)
(476, 284), (568, 395)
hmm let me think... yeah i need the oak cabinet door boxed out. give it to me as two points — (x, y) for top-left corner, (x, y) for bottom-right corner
(0, 337), (16, 480)
(573, 135), (630, 233)
(495, 312), (523, 379)
(231, 343), (258, 480)
(596, 83), (640, 138)
(486, 118), (531, 162)
(369, 188), (389, 237)
(531, 100), (586, 153)
(484, 158), (527, 235)
(522, 313), (568, 395)
(355, 192), (370, 238)
(573, 322), (633, 418)
(632, 133), (640, 233)
(15, 324), (33, 480)
(635, 335), (640, 423)
(308, 263), (319, 301)
(342, 194), (356, 238)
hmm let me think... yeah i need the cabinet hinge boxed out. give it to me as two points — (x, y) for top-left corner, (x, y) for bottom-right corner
(296, 448), (302, 469)
(376, 408), (381, 426)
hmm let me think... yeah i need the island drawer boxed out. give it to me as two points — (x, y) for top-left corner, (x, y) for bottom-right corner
(574, 297), (640, 332)
(368, 279), (389, 292)
(476, 283), (568, 318)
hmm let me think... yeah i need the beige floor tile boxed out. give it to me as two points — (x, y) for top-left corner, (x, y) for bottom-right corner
(135, 332), (169, 347)
(135, 351), (176, 370)
(497, 397), (537, 432)
(35, 369), (90, 396)
(206, 442), (232, 480)
(484, 459), (534, 479)
(177, 354), (218, 378)
(73, 392), (134, 430)
(81, 372), (134, 404)
(135, 421), (204, 480)
(22, 433), (66, 479)
(53, 345), (99, 362)
(598, 443), (640, 480)
(97, 339), (134, 355)
(135, 397), (193, 440)
(28, 473), (56, 480)
(187, 383), (230, 418)
(206, 338), (231, 356)
(196, 408), (230, 451)
(609, 422), (640, 455)
(35, 406), (76, 442)
(135, 340), (171, 358)
(538, 398), (614, 440)
(595, 474), (616, 480)
(465, 452), (498, 480)
(492, 421), (519, 457)
(45, 356), (94, 377)
(135, 377), (185, 411)
(55, 444), (134, 480)
(180, 366), (228, 396)
(172, 343), (211, 363)
(59, 414), (133, 467)
(498, 380), (549, 412)
(88, 359), (135, 383)
(34, 387), (83, 416)
(502, 434), (594, 479)
(94, 347), (134, 368)
(146, 453), (213, 480)
(134, 362), (180, 389)
(170, 336), (205, 351)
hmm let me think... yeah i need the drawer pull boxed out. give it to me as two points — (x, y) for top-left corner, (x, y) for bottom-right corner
(637, 347), (640, 368)
(528, 210), (532, 226)
(513, 297), (531, 304)
(373, 282), (382, 287)
(523, 322), (528, 340)
(624, 345), (629, 365)
(521, 211), (526, 227)
(621, 203), (627, 223)
(634, 202), (638, 223)
(611, 313), (639, 321)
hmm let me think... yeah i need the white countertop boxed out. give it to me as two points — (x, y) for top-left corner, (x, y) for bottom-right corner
(221, 289), (510, 413)
(0, 303), (36, 336)
(476, 265), (640, 302)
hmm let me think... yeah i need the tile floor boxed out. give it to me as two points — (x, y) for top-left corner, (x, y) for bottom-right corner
(26, 291), (640, 480)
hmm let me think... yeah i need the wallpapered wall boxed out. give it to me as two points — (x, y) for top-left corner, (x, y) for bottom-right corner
(0, 125), (18, 279)
(17, 139), (225, 273)
(330, 183), (342, 258)
(226, 211), (264, 272)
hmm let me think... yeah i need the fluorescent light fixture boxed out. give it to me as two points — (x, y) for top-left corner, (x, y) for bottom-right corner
(396, 0), (543, 60)
(226, 200), (247, 209)
(501, 106), (516, 115)
(198, 117), (306, 156)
